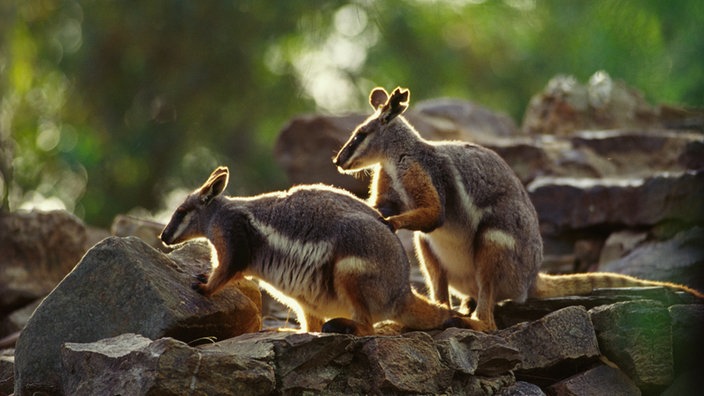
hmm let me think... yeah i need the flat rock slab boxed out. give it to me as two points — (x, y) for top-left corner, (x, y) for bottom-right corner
(60, 329), (524, 395)
(528, 170), (704, 233)
(545, 364), (641, 396)
(499, 305), (600, 371)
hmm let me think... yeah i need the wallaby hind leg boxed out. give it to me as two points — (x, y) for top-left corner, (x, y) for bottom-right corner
(416, 234), (450, 309)
(394, 289), (453, 331)
(470, 240), (510, 332)
(321, 299), (374, 336)
(324, 257), (377, 336)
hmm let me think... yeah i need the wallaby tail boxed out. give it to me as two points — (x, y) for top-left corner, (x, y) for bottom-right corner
(530, 272), (704, 299)
(394, 289), (454, 330)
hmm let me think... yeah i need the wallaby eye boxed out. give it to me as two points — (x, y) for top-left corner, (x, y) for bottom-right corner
(352, 132), (367, 145)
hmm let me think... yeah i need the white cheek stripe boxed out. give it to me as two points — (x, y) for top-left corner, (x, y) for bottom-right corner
(172, 212), (194, 240)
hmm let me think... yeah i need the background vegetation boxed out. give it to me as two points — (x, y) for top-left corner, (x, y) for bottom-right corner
(1, 0), (703, 227)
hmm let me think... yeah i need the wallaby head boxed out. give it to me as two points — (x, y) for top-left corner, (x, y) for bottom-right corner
(160, 166), (229, 246)
(333, 86), (410, 172)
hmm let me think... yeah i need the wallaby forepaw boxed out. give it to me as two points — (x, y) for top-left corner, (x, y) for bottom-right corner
(195, 273), (209, 283)
(192, 281), (208, 295)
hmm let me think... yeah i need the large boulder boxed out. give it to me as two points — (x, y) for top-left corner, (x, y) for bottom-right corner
(522, 71), (661, 136)
(13, 237), (261, 396)
(589, 300), (674, 394)
(499, 306), (600, 375)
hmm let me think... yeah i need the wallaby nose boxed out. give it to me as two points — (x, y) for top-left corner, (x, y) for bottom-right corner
(332, 153), (342, 167)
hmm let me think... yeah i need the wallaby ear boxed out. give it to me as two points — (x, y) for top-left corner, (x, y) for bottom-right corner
(380, 87), (410, 124)
(199, 166), (229, 204)
(369, 87), (389, 110)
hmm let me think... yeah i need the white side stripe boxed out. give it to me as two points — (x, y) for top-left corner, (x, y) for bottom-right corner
(250, 220), (333, 266)
(448, 162), (484, 229)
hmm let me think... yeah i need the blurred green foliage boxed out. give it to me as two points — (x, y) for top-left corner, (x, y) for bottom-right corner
(1, 0), (703, 226)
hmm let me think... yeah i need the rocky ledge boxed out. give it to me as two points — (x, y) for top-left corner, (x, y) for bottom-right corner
(2, 73), (703, 395)
(2, 236), (701, 395)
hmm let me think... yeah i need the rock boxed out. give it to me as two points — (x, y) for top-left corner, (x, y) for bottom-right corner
(598, 230), (648, 266)
(59, 330), (520, 396)
(270, 331), (459, 394)
(274, 113), (370, 196)
(498, 381), (546, 396)
(61, 333), (276, 396)
(485, 140), (552, 184)
(500, 306), (600, 372)
(0, 350), (13, 395)
(0, 300), (40, 344)
(110, 214), (168, 252)
(668, 304), (704, 373)
(433, 327), (521, 376)
(361, 332), (454, 394)
(662, 369), (702, 396)
(0, 210), (89, 315)
(589, 300), (673, 393)
(545, 364), (641, 396)
(599, 227), (704, 293)
(494, 287), (693, 329)
(528, 170), (704, 234)
(570, 129), (704, 177)
(412, 98), (521, 142)
(269, 331), (360, 393)
(522, 71), (660, 136)
(13, 237), (261, 396)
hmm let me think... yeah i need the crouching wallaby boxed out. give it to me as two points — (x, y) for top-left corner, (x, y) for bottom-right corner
(160, 166), (454, 336)
(334, 86), (704, 332)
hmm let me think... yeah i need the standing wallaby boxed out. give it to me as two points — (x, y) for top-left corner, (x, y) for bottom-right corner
(334, 86), (704, 332)
(160, 166), (454, 336)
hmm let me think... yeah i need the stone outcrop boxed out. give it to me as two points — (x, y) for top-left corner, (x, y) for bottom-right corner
(13, 237), (261, 395)
(6, 232), (699, 395)
(0, 211), (90, 315)
(523, 71), (663, 136)
(54, 296), (703, 395)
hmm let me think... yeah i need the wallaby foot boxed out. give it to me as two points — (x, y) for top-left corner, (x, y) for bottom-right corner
(322, 317), (373, 336)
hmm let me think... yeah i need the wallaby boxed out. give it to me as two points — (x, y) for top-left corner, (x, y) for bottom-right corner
(160, 166), (454, 336)
(333, 86), (704, 331)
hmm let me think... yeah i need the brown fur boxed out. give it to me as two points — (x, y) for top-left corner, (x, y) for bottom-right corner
(334, 86), (704, 332)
